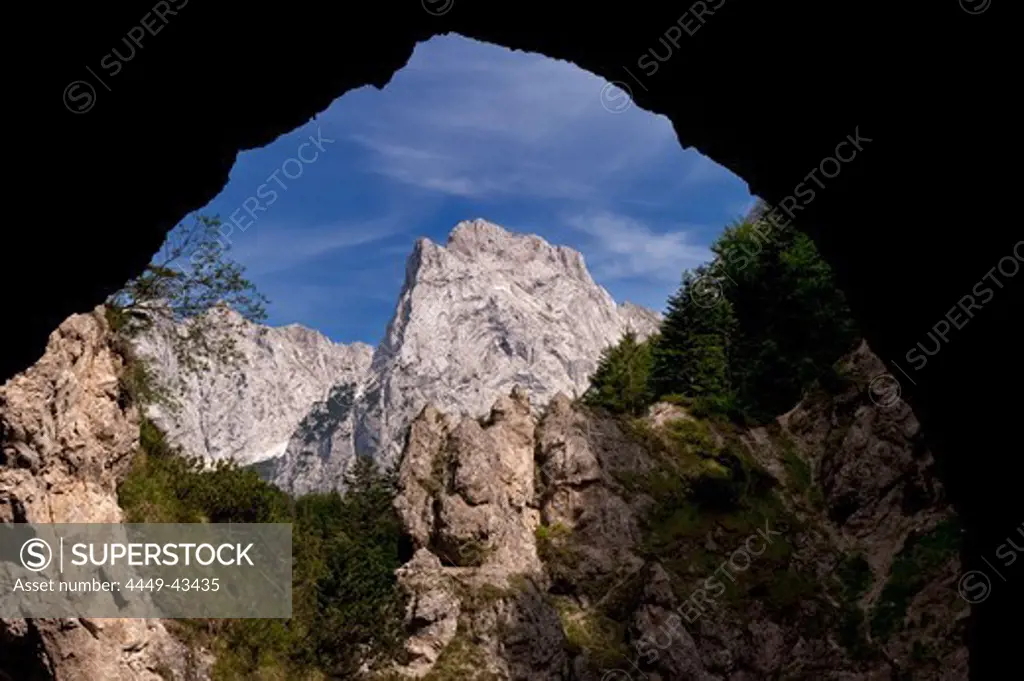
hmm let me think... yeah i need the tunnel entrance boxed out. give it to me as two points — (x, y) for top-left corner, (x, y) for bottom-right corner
(18, 3), (1024, 679)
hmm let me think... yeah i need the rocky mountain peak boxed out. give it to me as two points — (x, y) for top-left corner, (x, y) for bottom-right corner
(137, 219), (659, 493)
(355, 218), (660, 467)
(407, 218), (593, 285)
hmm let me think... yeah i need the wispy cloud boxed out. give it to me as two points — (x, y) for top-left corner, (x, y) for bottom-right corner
(334, 36), (731, 204)
(199, 35), (752, 342)
(565, 211), (713, 284)
(230, 217), (409, 277)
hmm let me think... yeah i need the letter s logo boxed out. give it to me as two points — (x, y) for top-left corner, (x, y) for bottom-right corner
(20, 538), (52, 571)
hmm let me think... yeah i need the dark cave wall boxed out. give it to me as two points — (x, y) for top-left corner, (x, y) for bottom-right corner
(14, 1), (1022, 679)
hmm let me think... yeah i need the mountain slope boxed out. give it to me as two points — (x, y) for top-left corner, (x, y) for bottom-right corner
(134, 306), (373, 470)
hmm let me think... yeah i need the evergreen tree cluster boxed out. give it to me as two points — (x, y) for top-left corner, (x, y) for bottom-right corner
(119, 422), (408, 679)
(582, 330), (656, 415)
(585, 214), (859, 422)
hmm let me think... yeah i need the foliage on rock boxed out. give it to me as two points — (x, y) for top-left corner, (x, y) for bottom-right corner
(106, 213), (269, 375)
(586, 215), (859, 424)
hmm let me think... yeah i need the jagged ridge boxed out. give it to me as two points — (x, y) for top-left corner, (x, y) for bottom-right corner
(134, 306), (373, 471)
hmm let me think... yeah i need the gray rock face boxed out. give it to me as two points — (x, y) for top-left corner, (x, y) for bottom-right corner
(134, 306), (373, 477)
(353, 219), (660, 467)
(395, 386), (543, 577)
(390, 387), (568, 680)
(139, 219), (659, 494)
(260, 381), (367, 495)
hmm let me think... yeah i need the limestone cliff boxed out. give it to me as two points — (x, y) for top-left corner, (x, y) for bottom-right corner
(0, 308), (205, 681)
(385, 342), (966, 680)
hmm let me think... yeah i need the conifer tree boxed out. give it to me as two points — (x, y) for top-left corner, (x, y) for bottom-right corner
(713, 219), (858, 418)
(650, 265), (738, 408)
(584, 330), (656, 415)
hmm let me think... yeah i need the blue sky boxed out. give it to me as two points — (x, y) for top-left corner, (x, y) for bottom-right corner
(185, 35), (755, 344)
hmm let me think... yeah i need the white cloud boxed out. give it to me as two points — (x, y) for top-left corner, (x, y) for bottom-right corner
(333, 36), (731, 203)
(565, 211), (713, 284)
(229, 35), (752, 323)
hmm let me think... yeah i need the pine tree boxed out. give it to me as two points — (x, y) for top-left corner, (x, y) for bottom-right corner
(712, 218), (858, 419)
(583, 330), (656, 415)
(650, 265), (738, 408)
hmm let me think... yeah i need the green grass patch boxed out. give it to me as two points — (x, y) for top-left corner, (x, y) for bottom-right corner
(618, 414), (804, 613)
(767, 428), (823, 507)
(779, 441), (812, 495)
(554, 598), (630, 670)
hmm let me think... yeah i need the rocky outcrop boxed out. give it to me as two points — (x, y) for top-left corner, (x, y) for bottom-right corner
(0, 308), (205, 681)
(780, 342), (947, 571)
(389, 386), (568, 680)
(771, 341), (967, 678)
(386, 342), (965, 680)
(395, 386), (542, 578)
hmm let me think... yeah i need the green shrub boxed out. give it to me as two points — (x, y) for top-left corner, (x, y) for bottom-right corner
(554, 599), (630, 670)
(115, 344), (175, 410)
(838, 553), (872, 601)
(911, 640), (937, 663)
(838, 604), (872, 658)
(536, 523), (579, 585)
(765, 570), (819, 613)
(663, 418), (716, 454)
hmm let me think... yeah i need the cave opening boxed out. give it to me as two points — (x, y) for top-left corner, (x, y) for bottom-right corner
(11, 2), (1021, 678)
(74, 34), (968, 681)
